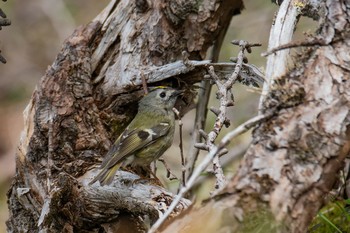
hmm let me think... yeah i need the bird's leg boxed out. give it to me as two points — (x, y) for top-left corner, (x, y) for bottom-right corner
(132, 165), (164, 187)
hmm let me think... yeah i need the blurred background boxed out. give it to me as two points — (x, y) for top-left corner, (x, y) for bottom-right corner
(0, 1), (316, 232)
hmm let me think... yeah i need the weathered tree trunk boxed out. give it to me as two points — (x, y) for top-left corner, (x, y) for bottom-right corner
(161, 1), (350, 233)
(6, 0), (244, 232)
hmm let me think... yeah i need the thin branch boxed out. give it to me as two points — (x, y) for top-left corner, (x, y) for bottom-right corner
(220, 113), (274, 146)
(148, 113), (272, 233)
(173, 107), (186, 187)
(226, 40), (252, 88)
(262, 38), (328, 57)
(211, 156), (225, 193)
(185, 22), (228, 181)
(158, 159), (178, 181)
(205, 66), (229, 191)
(96, 59), (263, 95)
(185, 81), (211, 180)
(189, 40), (262, 193)
(190, 144), (248, 190)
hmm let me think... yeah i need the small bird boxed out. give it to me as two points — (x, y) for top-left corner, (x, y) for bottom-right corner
(90, 87), (182, 186)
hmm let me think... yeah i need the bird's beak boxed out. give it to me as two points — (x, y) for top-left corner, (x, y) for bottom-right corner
(171, 89), (184, 97)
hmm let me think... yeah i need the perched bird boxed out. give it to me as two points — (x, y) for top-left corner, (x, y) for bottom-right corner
(90, 87), (182, 186)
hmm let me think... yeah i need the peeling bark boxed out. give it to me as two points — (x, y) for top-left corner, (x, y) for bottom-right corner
(6, 0), (244, 232)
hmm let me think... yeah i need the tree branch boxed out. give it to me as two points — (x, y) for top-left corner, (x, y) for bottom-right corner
(37, 170), (191, 232)
(259, 0), (300, 113)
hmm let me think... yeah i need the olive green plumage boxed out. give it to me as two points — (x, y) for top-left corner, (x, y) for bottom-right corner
(90, 87), (182, 186)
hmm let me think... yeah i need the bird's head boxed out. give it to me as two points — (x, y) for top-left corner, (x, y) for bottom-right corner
(139, 86), (183, 111)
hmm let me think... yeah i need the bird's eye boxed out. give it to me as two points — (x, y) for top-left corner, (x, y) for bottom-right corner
(159, 92), (166, 98)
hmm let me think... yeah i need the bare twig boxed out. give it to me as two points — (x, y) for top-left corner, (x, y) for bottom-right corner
(148, 113), (272, 233)
(227, 40), (257, 88)
(221, 113), (273, 146)
(211, 156), (225, 193)
(194, 143), (208, 150)
(262, 38), (328, 57)
(198, 129), (208, 140)
(185, 80), (211, 180)
(158, 158), (178, 180)
(185, 28), (226, 181)
(190, 144), (248, 190)
(205, 66), (229, 191)
(97, 59), (263, 95)
(192, 40), (261, 193)
(173, 107), (186, 187)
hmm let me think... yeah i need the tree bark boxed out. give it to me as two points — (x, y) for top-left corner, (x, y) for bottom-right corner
(6, 0), (244, 232)
(161, 1), (350, 233)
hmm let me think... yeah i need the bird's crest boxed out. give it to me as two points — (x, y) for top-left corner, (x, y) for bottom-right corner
(145, 86), (172, 95)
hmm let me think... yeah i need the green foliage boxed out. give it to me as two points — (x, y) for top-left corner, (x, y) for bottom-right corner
(241, 207), (286, 233)
(309, 199), (350, 233)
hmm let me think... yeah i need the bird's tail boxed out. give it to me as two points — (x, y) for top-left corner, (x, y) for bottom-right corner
(89, 163), (121, 186)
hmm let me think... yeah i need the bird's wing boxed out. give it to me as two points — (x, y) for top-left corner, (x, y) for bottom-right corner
(100, 122), (171, 169)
